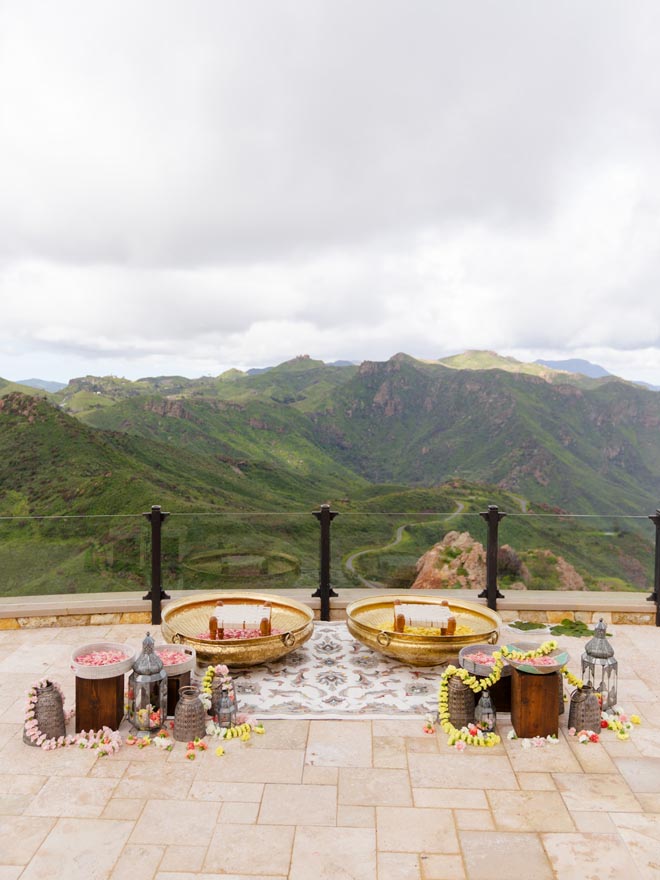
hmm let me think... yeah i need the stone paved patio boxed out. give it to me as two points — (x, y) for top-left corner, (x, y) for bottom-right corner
(1, 621), (659, 879)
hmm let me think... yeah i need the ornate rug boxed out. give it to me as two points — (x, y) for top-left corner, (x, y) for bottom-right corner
(209, 622), (446, 719)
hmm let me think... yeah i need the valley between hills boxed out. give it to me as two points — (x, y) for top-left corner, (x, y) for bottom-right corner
(1, 350), (659, 597)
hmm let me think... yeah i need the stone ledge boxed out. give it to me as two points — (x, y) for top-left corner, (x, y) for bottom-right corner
(0, 587), (656, 628)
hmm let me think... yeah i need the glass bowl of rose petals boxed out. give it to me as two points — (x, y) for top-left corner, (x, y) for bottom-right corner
(71, 642), (136, 679)
(459, 644), (511, 677)
(155, 644), (196, 676)
(505, 643), (569, 675)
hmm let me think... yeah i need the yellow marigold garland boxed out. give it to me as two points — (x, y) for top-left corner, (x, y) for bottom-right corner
(438, 640), (569, 748)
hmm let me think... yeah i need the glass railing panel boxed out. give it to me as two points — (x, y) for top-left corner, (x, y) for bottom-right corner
(0, 513), (149, 597)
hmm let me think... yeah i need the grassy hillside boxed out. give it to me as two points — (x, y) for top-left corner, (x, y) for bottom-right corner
(3, 349), (659, 597)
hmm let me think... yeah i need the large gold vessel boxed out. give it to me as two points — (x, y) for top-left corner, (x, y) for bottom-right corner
(346, 595), (501, 666)
(160, 592), (314, 667)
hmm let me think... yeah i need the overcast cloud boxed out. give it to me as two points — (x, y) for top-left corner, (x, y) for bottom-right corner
(2, 1), (660, 383)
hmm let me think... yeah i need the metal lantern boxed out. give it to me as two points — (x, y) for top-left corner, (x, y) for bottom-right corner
(211, 677), (238, 729)
(128, 632), (168, 731)
(581, 618), (618, 711)
(474, 689), (496, 732)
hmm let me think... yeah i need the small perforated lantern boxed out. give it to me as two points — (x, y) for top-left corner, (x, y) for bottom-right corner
(474, 689), (496, 732)
(581, 619), (618, 711)
(128, 632), (168, 731)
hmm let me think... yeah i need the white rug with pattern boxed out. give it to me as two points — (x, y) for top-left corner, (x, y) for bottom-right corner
(213, 622), (446, 719)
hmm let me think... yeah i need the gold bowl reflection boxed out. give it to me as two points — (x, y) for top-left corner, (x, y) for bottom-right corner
(161, 592), (314, 667)
(346, 595), (501, 666)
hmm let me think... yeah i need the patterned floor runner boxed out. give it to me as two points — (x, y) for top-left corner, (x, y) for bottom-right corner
(209, 622), (446, 719)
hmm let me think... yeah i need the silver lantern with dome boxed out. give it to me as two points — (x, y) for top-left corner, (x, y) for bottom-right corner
(128, 632), (168, 731)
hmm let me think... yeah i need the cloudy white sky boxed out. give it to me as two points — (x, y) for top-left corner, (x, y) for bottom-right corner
(2, 1), (660, 384)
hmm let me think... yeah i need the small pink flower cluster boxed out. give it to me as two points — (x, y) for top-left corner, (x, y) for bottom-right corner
(568, 727), (599, 743)
(185, 737), (208, 760)
(76, 728), (122, 755)
(75, 649), (128, 666)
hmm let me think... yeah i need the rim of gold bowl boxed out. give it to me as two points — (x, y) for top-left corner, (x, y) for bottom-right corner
(160, 591), (314, 667)
(346, 595), (502, 666)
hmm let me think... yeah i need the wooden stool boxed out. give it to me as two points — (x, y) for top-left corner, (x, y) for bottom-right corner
(484, 674), (511, 713)
(166, 671), (191, 717)
(511, 669), (559, 738)
(75, 674), (125, 732)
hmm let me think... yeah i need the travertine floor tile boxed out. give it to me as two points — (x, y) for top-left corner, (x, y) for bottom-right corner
(413, 788), (488, 810)
(554, 772), (643, 811)
(201, 747), (304, 782)
(408, 753), (518, 790)
(339, 767), (412, 806)
(204, 823), (294, 875)
(337, 804), (375, 827)
(376, 806), (458, 853)
(0, 867), (24, 879)
(454, 809), (494, 831)
(155, 875), (287, 880)
(290, 826), (376, 880)
(131, 799), (220, 845)
(306, 720), (372, 767)
(118, 765), (194, 799)
(242, 719), (309, 749)
(614, 758), (660, 793)
(568, 741), (619, 773)
(259, 783), (336, 825)
(159, 845), (207, 873)
(488, 790), (574, 832)
(102, 798), (145, 820)
(188, 779), (263, 801)
(459, 830), (554, 880)
(406, 735), (440, 754)
(218, 800), (260, 823)
(0, 815), (56, 865)
(110, 843), (164, 880)
(542, 832), (643, 879)
(636, 793), (660, 812)
(572, 811), (617, 832)
(19, 817), (132, 880)
(0, 775), (46, 796)
(24, 775), (117, 817)
(420, 853), (466, 880)
(373, 719), (431, 738)
(611, 813), (660, 878)
(374, 735), (408, 768)
(0, 736), (99, 775)
(516, 772), (556, 790)
(504, 740), (581, 773)
(377, 851), (421, 879)
(302, 764), (338, 784)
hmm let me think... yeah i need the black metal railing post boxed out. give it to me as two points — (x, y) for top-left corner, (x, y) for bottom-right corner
(478, 504), (506, 611)
(648, 509), (660, 626)
(312, 503), (338, 621)
(143, 504), (170, 625)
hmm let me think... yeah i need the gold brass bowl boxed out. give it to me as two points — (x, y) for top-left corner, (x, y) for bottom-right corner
(346, 595), (501, 666)
(160, 592), (314, 667)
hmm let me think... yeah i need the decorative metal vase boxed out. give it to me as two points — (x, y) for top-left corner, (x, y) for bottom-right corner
(128, 632), (168, 731)
(568, 683), (601, 732)
(447, 675), (475, 729)
(23, 681), (66, 746)
(173, 686), (207, 741)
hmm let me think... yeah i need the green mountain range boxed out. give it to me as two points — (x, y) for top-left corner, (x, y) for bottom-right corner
(1, 351), (658, 596)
